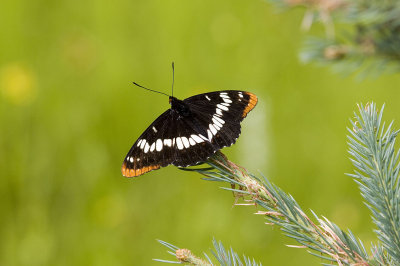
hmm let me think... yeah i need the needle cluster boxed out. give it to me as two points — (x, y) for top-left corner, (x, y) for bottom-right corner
(156, 103), (400, 265)
(268, 0), (400, 76)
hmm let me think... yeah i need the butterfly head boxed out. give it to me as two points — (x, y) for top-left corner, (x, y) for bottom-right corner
(169, 96), (191, 117)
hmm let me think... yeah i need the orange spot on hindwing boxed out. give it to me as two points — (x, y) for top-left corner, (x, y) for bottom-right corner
(121, 162), (160, 177)
(242, 92), (258, 117)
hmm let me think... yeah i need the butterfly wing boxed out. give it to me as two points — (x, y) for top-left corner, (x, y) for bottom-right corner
(183, 90), (258, 151)
(169, 114), (217, 167)
(122, 108), (217, 175)
(122, 109), (176, 177)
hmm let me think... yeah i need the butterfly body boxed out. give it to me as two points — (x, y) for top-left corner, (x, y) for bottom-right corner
(122, 90), (257, 177)
(170, 96), (191, 117)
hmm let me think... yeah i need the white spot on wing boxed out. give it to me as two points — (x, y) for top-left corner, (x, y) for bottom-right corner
(209, 124), (217, 135)
(238, 92), (243, 98)
(207, 129), (213, 141)
(213, 123), (221, 130)
(212, 117), (223, 128)
(144, 143), (150, 153)
(199, 134), (208, 141)
(189, 137), (196, 146)
(181, 137), (190, 148)
(205, 95), (211, 101)
(129, 157), (134, 163)
(213, 115), (225, 124)
(140, 140), (146, 149)
(220, 102), (230, 107)
(156, 139), (163, 151)
(223, 98), (232, 103)
(164, 139), (172, 147)
(150, 142), (156, 152)
(217, 104), (228, 111)
(191, 134), (204, 143)
(137, 139), (143, 147)
(176, 137), (184, 150)
(216, 108), (223, 116)
(152, 126), (158, 133)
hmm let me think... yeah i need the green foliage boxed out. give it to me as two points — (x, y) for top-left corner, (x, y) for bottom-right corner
(159, 103), (400, 265)
(268, 0), (400, 76)
(182, 153), (372, 265)
(2, 0), (400, 265)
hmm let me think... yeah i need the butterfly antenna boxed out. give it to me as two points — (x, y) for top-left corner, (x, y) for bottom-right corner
(132, 82), (170, 97)
(171, 62), (175, 97)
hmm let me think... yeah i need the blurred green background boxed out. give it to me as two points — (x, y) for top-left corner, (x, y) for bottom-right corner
(1, 0), (400, 265)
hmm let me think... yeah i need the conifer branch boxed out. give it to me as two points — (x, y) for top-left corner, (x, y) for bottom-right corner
(347, 103), (400, 262)
(155, 239), (262, 266)
(180, 152), (373, 265)
(156, 102), (400, 265)
(267, 0), (400, 75)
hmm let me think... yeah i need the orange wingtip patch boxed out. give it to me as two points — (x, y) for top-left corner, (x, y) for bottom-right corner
(242, 92), (258, 118)
(121, 163), (160, 177)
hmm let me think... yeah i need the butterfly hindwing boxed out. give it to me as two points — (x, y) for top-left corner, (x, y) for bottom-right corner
(170, 116), (216, 167)
(184, 90), (257, 150)
(170, 90), (258, 167)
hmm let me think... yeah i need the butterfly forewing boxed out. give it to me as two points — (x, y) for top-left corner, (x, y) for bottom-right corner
(122, 110), (173, 177)
(122, 90), (257, 177)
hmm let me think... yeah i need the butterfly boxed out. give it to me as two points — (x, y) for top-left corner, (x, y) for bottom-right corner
(121, 89), (258, 177)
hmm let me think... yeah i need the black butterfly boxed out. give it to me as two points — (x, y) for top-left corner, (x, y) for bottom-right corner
(122, 89), (258, 177)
